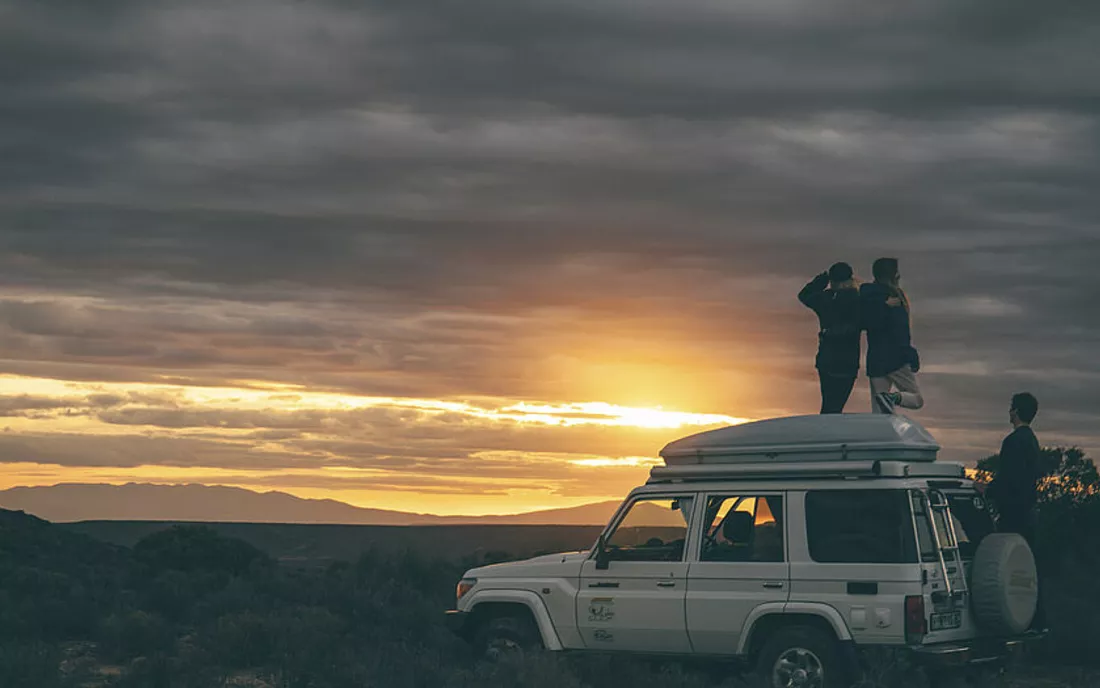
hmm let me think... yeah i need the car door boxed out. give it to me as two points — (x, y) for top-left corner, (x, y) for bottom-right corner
(576, 494), (697, 653)
(686, 493), (790, 655)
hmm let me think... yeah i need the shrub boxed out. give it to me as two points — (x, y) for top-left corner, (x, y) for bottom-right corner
(134, 526), (272, 577)
(98, 610), (175, 662)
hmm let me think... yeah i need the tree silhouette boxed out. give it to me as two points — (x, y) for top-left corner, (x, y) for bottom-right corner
(975, 446), (1099, 506)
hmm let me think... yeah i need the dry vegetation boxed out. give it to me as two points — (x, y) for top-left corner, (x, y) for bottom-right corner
(1, 447), (1098, 688)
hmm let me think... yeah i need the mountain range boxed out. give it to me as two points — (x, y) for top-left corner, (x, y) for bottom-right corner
(0, 483), (625, 526)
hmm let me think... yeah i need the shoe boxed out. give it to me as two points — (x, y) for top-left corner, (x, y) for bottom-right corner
(874, 392), (897, 414)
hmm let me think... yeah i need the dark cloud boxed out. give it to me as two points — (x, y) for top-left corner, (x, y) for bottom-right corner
(0, 0), (1098, 501)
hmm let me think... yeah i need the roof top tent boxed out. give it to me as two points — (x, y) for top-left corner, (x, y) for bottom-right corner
(649, 414), (964, 483)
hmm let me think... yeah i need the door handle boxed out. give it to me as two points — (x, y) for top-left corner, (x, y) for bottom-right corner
(589, 582), (620, 588)
(657, 581), (677, 588)
(763, 582), (785, 589)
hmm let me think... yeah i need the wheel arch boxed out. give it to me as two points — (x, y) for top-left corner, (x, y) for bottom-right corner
(465, 589), (564, 651)
(739, 603), (852, 660)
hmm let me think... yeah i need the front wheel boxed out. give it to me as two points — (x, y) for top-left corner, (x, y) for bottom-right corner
(473, 615), (541, 663)
(756, 626), (845, 688)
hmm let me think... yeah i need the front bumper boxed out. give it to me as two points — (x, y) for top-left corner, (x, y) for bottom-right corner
(910, 631), (1047, 668)
(444, 610), (470, 638)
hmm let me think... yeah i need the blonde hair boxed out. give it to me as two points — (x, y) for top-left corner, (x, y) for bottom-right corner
(832, 278), (860, 291)
(893, 286), (911, 313)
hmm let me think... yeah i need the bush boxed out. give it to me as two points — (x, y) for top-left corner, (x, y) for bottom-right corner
(98, 610), (175, 662)
(0, 642), (63, 688)
(134, 526), (272, 577)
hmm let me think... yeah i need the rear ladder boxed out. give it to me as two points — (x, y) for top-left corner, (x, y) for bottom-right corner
(926, 490), (968, 601)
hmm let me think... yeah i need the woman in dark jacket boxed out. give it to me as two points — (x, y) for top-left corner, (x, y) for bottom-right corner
(798, 262), (862, 414)
(860, 257), (923, 413)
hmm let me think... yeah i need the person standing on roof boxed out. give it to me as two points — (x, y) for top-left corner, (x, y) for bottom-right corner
(798, 262), (862, 414)
(861, 257), (923, 414)
(985, 392), (1047, 631)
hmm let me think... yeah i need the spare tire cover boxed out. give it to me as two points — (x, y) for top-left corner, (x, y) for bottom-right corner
(970, 533), (1037, 635)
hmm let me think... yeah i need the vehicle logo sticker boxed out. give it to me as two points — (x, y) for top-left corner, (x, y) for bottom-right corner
(589, 598), (615, 622)
(593, 630), (614, 643)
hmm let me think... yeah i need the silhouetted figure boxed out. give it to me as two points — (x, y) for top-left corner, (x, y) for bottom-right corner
(860, 257), (923, 414)
(987, 392), (1046, 631)
(798, 262), (862, 414)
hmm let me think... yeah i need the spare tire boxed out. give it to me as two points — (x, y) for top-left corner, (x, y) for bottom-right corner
(970, 533), (1038, 635)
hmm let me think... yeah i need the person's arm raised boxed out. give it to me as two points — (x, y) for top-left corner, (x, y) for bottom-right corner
(798, 271), (830, 309)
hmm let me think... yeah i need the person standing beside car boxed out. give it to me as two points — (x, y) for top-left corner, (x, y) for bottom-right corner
(861, 257), (923, 414)
(986, 392), (1047, 632)
(798, 262), (862, 414)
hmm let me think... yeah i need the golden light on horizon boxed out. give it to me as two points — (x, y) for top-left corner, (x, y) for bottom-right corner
(0, 373), (750, 516)
(0, 374), (746, 430)
(499, 401), (745, 429)
(567, 456), (662, 468)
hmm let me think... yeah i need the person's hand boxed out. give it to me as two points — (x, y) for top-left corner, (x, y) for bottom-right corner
(885, 296), (902, 307)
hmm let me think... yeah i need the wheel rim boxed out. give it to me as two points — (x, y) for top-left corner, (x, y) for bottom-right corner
(484, 635), (522, 661)
(772, 647), (825, 688)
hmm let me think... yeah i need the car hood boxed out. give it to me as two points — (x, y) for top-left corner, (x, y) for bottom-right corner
(467, 550), (589, 578)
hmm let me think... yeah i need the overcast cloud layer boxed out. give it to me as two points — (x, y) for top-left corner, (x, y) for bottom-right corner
(1, 0), (1098, 513)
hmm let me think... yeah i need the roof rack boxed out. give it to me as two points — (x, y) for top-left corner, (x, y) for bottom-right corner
(647, 459), (966, 484)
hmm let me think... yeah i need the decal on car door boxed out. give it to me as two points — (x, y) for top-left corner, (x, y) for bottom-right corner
(588, 598), (615, 622)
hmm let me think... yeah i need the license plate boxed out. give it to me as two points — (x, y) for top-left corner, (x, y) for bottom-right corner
(930, 611), (962, 631)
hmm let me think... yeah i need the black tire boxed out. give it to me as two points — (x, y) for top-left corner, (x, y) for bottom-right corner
(756, 625), (845, 688)
(472, 614), (541, 663)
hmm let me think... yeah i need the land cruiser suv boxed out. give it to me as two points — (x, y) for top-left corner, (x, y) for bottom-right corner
(445, 415), (1041, 687)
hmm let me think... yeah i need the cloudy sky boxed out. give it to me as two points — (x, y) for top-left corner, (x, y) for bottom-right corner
(1, 0), (1098, 515)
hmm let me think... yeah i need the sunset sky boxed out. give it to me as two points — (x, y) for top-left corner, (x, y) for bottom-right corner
(1, 0), (1099, 515)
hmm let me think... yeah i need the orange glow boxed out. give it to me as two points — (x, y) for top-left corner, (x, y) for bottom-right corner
(0, 373), (750, 516)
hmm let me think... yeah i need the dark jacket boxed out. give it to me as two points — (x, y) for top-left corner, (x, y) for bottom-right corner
(988, 426), (1041, 518)
(798, 274), (862, 376)
(860, 282), (920, 378)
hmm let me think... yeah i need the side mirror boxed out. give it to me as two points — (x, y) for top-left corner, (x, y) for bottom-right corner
(595, 534), (610, 570)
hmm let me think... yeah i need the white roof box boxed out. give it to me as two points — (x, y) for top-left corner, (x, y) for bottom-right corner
(660, 414), (940, 465)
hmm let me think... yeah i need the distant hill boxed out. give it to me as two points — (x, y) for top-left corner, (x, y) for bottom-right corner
(0, 483), (625, 526)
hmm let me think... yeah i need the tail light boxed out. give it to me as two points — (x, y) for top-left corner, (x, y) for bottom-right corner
(456, 578), (477, 602)
(905, 595), (927, 643)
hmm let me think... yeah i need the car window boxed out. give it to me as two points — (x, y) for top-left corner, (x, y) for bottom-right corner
(604, 496), (695, 562)
(910, 492), (939, 563)
(946, 492), (994, 560)
(806, 490), (918, 564)
(911, 491), (993, 562)
(701, 495), (784, 562)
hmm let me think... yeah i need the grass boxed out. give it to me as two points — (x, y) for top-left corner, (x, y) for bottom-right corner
(3, 508), (1100, 688)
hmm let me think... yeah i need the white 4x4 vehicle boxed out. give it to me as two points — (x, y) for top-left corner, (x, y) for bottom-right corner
(445, 415), (1043, 687)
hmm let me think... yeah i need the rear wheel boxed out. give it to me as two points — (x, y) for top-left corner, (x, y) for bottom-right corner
(473, 614), (541, 662)
(756, 626), (845, 688)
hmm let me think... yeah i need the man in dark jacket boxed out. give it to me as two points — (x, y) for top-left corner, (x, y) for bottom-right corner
(860, 257), (923, 413)
(986, 392), (1046, 631)
(798, 262), (862, 414)
(988, 392), (1041, 536)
